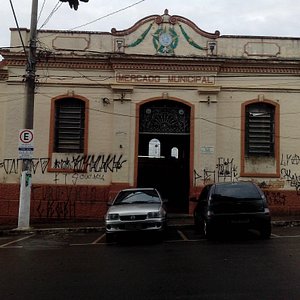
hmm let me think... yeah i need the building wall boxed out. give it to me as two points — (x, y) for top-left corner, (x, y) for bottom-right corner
(1, 10), (300, 224)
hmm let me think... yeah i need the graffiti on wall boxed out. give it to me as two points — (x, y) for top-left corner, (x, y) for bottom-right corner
(216, 157), (239, 182)
(194, 153), (300, 190)
(52, 154), (127, 173)
(193, 153), (300, 208)
(264, 191), (287, 206)
(280, 153), (300, 194)
(0, 153), (127, 219)
(0, 158), (50, 174)
(32, 185), (110, 219)
(194, 157), (239, 186)
(280, 154), (300, 166)
(0, 154), (127, 175)
(53, 172), (105, 185)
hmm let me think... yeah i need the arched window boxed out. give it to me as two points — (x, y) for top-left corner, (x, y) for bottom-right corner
(54, 98), (86, 153)
(148, 138), (161, 158)
(171, 147), (179, 159)
(241, 99), (280, 177)
(245, 102), (275, 156)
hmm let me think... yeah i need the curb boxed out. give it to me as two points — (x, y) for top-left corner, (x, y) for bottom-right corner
(1, 219), (300, 236)
(0, 226), (105, 236)
(271, 220), (300, 227)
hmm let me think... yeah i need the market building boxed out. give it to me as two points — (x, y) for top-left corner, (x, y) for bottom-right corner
(1, 9), (300, 224)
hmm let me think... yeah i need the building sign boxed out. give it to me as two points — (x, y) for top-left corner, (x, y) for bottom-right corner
(200, 146), (215, 154)
(116, 73), (215, 85)
(18, 129), (34, 159)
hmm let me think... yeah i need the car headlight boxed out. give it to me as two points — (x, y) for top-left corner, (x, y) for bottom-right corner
(147, 211), (161, 218)
(106, 213), (120, 220)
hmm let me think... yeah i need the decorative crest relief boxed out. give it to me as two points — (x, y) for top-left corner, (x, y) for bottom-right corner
(111, 9), (220, 56)
(153, 27), (179, 55)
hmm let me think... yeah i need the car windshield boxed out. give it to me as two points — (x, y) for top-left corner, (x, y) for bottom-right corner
(212, 184), (261, 201)
(113, 190), (161, 205)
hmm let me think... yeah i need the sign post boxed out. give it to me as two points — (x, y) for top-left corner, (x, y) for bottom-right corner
(18, 129), (34, 230)
(16, 0), (38, 230)
(18, 170), (32, 229)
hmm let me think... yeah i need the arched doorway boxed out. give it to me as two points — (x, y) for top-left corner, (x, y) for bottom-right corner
(137, 100), (191, 213)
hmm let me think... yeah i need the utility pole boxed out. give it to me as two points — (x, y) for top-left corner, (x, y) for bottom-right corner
(17, 0), (38, 229)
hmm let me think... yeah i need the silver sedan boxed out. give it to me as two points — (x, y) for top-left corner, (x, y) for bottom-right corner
(105, 188), (167, 242)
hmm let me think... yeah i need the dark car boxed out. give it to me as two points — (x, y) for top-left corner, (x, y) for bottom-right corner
(194, 182), (271, 239)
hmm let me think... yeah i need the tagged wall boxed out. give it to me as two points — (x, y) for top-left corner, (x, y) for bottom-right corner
(0, 183), (130, 225)
(191, 154), (300, 216)
(2, 10), (300, 223)
(0, 153), (129, 224)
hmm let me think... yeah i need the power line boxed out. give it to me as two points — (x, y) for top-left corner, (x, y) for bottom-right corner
(8, 0), (29, 65)
(39, 1), (63, 30)
(37, 0), (48, 23)
(69, 0), (146, 31)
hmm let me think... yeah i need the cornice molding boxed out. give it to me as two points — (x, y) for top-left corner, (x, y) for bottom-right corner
(111, 14), (159, 36)
(111, 9), (220, 39)
(3, 53), (300, 75)
(0, 72), (8, 80)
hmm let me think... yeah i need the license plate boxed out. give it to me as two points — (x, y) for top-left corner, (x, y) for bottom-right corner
(125, 223), (142, 230)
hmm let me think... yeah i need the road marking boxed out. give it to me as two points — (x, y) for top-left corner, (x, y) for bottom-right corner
(271, 233), (280, 237)
(166, 239), (203, 243)
(70, 243), (102, 246)
(92, 233), (106, 244)
(70, 233), (107, 246)
(0, 235), (34, 248)
(177, 230), (189, 241)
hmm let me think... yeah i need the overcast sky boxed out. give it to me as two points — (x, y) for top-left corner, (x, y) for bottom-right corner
(1, 0), (300, 48)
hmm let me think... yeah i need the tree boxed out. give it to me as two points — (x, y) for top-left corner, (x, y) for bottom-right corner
(59, 0), (89, 11)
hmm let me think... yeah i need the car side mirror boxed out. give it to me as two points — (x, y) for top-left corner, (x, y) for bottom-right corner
(107, 201), (113, 206)
(163, 198), (168, 203)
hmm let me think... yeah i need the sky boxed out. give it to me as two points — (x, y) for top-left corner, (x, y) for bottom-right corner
(1, 0), (300, 49)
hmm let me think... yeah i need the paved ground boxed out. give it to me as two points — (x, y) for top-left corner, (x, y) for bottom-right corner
(1, 214), (300, 236)
(1, 225), (300, 299)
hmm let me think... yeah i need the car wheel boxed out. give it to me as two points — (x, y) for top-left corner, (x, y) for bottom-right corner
(260, 224), (271, 239)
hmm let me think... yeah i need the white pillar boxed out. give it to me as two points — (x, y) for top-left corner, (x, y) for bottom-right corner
(17, 171), (32, 230)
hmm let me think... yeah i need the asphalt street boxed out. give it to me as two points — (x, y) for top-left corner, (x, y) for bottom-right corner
(0, 226), (300, 300)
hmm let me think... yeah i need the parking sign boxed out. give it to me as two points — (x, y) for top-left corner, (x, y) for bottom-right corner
(19, 129), (34, 159)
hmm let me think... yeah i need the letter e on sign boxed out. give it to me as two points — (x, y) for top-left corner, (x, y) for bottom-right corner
(19, 129), (34, 144)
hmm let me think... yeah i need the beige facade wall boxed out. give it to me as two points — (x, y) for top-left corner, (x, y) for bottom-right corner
(1, 10), (300, 217)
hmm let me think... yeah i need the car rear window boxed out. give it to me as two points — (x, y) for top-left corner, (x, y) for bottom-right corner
(212, 184), (261, 201)
(114, 190), (160, 205)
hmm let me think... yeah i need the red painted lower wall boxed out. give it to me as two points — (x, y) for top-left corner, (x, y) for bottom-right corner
(0, 183), (130, 225)
(1, 183), (300, 225)
(189, 187), (300, 217)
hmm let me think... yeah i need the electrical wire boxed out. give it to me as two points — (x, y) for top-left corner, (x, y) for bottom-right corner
(1, 87), (298, 141)
(39, 1), (63, 30)
(69, 0), (146, 31)
(8, 0), (29, 65)
(37, 0), (48, 24)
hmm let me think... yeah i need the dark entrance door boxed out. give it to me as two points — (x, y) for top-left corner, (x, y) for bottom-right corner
(137, 100), (190, 213)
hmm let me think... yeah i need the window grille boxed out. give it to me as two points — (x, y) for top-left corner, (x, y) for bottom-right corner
(245, 103), (275, 156)
(54, 99), (85, 153)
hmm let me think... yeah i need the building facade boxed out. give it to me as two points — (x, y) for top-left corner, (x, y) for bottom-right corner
(1, 10), (300, 224)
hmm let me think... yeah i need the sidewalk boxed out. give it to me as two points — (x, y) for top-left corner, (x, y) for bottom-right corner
(1, 214), (300, 236)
